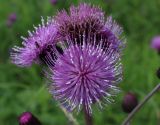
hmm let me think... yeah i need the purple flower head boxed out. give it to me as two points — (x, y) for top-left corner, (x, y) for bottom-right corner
(6, 13), (17, 27)
(10, 17), (58, 67)
(122, 92), (138, 113)
(55, 3), (125, 52)
(50, 0), (57, 5)
(18, 112), (41, 125)
(151, 36), (160, 52)
(49, 35), (122, 114)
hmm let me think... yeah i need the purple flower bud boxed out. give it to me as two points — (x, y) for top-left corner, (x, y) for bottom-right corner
(18, 112), (41, 125)
(50, 0), (57, 5)
(122, 93), (138, 113)
(151, 36), (160, 52)
(6, 13), (17, 27)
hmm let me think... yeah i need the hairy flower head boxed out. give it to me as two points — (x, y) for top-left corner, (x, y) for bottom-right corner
(49, 34), (122, 114)
(55, 3), (125, 52)
(10, 17), (58, 67)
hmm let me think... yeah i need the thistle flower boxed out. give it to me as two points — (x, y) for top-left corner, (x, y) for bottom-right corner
(10, 17), (58, 67)
(18, 112), (41, 125)
(122, 92), (138, 113)
(49, 34), (122, 114)
(151, 36), (160, 53)
(55, 3), (125, 52)
(6, 13), (17, 27)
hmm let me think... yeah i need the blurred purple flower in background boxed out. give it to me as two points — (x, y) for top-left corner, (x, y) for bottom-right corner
(50, 0), (57, 5)
(122, 92), (138, 113)
(6, 13), (17, 27)
(151, 36), (160, 52)
(18, 112), (41, 125)
(10, 17), (58, 67)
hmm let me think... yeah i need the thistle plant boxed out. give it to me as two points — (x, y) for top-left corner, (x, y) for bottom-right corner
(10, 3), (126, 125)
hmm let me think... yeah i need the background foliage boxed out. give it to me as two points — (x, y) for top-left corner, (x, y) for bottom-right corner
(0, 0), (160, 125)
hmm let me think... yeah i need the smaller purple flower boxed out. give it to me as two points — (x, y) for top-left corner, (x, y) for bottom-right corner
(6, 13), (17, 27)
(55, 3), (105, 39)
(122, 92), (138, 113)
(18, 112), (41, 125)
(151, 36), (160, 52)
(55, 3), (125, 53)
(10, 17), (58, 67)
(50, 0), (57, 5)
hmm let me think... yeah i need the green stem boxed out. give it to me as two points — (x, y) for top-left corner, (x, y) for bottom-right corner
(59, 104), (79, 125)
(84, 108), (93, 125)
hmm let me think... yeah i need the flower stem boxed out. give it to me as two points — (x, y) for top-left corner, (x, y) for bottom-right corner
(59, 104), (79, 125)
(84, 108), (93, 125)
(122, 83), (160, 125)
(127, 122), (130, 125)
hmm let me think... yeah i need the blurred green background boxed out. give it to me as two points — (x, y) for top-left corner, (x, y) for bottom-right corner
(0, 0), (160, 125)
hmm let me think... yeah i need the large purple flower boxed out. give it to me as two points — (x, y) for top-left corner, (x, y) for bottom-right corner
(49, 35), (122, 114)
(55, 3), (125, 52)
(10, 17), (58, 67)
